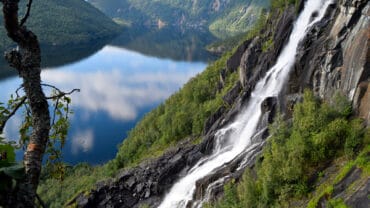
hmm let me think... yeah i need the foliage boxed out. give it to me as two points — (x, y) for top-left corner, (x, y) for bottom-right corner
(111, 52), (237, 171)
(209, 90), (367, 208)
(37, 4), (278, 203)
(4, 86), (75, 181)
(0, 86), (76, 206)
(271, 0), (300, 11)
(245, 10), (269, 40)
(262, 37), (274, 52)
(37, 50), (240, 207)
(208, 0), (270, 38)
(0, 0), (120, 49)
(328, 198), (348, 208)
(90, 0), (270, 37)
(0, 143), (25, 204)
(307, 143), (370, 208)
(38, 163), (112, 208)
(206, 9), (270, 54)
(111, 26), (217, 62)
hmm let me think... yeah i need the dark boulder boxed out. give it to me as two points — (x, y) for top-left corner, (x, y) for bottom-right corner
(226, 39), (252, 73)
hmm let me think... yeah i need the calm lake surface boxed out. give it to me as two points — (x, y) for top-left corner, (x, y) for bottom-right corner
(0, 28), (217, 165)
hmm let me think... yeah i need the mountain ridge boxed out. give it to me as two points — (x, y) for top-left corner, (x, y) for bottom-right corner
(67, 0), (370, 207)
(88, 0), (270, 38)
(0, 0), (120, 49)
(38, 0), (369, 207)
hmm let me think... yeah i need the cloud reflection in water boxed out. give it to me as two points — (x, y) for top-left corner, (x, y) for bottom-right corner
(72, 129), (94, 154)
(42, 46), (205, 121)
(0, 46), (207, 164)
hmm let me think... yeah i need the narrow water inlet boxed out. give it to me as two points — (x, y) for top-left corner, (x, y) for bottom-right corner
(159, 0), (334, 207)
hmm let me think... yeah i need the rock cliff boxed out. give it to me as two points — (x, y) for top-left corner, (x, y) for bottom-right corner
(71, 0), (369, 207)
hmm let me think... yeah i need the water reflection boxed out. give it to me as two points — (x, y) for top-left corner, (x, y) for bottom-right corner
(43, 46), (204, 121)
(0, 27), (216, 80)
(0, 39), (110, 80)
(111, 26), (218, 62)
(71, 129), (94, 154)
(0, 26), (217, 164)
(1, 46), (207, 164)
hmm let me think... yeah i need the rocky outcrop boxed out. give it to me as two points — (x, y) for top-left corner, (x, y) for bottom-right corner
(239, 5), (296, 90)
(71, 0), (369, 207)
(291, 0), (370, 125)
(316, 167), (370, 208)
(70, 139), (205, 208)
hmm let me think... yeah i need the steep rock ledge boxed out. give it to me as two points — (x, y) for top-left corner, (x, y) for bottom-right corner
(69, 4), (298, 207)
(290, 0), (370, 125)
(71, 0), (369, 207)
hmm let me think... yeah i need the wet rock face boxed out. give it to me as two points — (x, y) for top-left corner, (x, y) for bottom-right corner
(291, 0), (370, 125)
(239, 6), (296, 90)
(70, 1), (369, 207)
(317, 167), (370, 208)
(70, 142), (206, 208)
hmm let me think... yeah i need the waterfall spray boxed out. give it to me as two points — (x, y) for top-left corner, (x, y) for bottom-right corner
(159, 0), (333, 207)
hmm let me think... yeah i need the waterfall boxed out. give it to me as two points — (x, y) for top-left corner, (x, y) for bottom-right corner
(159, 0), (333, 207)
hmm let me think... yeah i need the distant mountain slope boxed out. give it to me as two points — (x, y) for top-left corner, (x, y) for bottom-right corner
(0, 0), (120, 48)
(110, 26), (217, 62)
(89, 0), (270, 37)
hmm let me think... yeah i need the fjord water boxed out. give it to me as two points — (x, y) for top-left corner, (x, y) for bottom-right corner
(159, 0), (333, 207)
(0, 28), (214, 164)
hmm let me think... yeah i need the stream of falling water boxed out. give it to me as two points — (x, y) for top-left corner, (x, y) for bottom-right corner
(159, 0), (333, 207)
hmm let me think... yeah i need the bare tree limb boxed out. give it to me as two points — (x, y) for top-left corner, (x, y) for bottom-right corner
(41, 83), (80, 98)
(45, 89), (80, 100)
(0, 96), (26, 133)
(20, 0), (33, 26)
(15, 84), (24, 97)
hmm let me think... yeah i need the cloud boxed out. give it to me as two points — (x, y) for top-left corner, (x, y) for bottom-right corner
(71, 129), (94, 154)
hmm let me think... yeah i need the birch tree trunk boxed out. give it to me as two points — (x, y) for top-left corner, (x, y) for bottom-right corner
(2, 0), (50, 206)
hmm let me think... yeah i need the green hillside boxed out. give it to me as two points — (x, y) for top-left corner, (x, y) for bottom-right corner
(89, 0), (270, 37)
(0, 0), (120, 49)
(207, 91), (369, 208)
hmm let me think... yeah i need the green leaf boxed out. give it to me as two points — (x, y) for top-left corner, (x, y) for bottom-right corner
(64, 97), (71, 104)
(0, 164), (25, 180)
(0, 144), (16, 164)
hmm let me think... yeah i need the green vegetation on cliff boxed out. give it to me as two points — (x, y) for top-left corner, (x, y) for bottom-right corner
(207, 91), (369, 208)
(38, 49), (239, 208)
(111, 52), (238, 170)
(0, 0), (120, 49)
(89, 0), (270, 38)
(37, 1), (368, 207)
(37, 2), (273, 205)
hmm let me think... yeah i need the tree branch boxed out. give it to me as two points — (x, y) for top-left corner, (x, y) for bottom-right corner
(42, 85), (79, 125)
(20, 0), (32, 26)
(45, 89), (80, 100)
(2, 0), (50, 206)
(41, 83), (80, 97)
(0, 96), (26, 134)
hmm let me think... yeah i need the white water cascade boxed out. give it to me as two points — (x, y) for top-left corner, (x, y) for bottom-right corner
(159, 0), (333, 207)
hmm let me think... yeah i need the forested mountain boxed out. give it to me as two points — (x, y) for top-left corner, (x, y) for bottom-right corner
(88, 0), (270, 37)
(110, 26), (217, 62)
(0, 0), (120, 49)
(58, 0), (368, 207)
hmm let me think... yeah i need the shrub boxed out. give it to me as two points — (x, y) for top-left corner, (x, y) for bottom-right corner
(209, 90), (366, 207)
